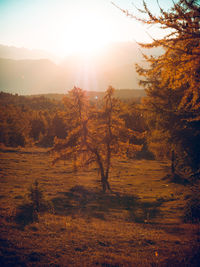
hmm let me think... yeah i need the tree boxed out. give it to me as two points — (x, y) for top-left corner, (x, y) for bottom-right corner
(29, 117), (45, 142)
(123, 0), (200, 177)
(0, 104), (30, 147)
(52, 86), (141, 192)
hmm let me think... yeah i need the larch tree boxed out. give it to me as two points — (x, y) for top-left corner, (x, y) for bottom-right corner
(120, 0), (200, 178)
(52, 86), (141, 192)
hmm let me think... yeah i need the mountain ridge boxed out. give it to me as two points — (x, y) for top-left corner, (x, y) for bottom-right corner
(0, 42), (162, 95)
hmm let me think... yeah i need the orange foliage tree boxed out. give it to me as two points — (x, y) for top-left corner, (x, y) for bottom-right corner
(123, 0), (200, 177)
(52, 86), (141, 192)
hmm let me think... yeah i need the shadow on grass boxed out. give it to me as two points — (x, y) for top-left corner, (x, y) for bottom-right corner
(162, 173), (190, 185)
(15, 203), (39, 229)
(15, 202), (52, 229)
(0, 148), (48, 155)
(163, 243), (200, 267)
(0, 237), (44, 266)
(51, 185), (164, 222)
(0, 239), (26, 267)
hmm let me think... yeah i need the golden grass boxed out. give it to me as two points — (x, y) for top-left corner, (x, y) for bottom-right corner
(0, 147), (199, 266)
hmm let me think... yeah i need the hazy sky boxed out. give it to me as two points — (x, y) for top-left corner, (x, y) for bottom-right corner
(0, 0), (174, 57)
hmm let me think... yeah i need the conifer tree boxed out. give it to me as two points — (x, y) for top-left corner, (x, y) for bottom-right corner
(52, 86), (141, 192)
(123, 0), (200, 177)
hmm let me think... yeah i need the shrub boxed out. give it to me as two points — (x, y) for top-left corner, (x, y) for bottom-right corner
(28, 180), (44, 213)
(15, 180), (52, 228)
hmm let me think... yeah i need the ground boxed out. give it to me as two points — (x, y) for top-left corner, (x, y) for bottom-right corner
(0, 147), (199, 266)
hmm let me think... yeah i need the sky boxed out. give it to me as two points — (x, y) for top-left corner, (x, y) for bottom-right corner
(0, 0), (175, 58)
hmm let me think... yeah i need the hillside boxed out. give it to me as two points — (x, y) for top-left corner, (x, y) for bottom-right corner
(0, 147), (198, 266)
(0, 44), (57, 62)
(0, 58), (63, 95)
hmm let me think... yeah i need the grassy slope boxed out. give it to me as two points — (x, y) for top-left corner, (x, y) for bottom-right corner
(0, 147), (199, 266)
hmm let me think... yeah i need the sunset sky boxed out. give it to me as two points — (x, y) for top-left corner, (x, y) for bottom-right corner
(0, 0), (174, 58)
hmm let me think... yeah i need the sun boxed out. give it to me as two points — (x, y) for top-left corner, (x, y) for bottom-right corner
(70, 15), (110, 57)
(52, 7), (154, 59)
(69, 20), (107, 57)
(42, 1), (156, 59)
(55, 9), (113, 58)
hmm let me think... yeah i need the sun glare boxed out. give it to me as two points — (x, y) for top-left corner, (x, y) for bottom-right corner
(55, 9), (113, 58)
(52, 7), (154, 60)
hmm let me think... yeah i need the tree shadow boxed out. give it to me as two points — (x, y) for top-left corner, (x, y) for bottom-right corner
(51, 185), (163, 222)
(162, 173), (190, 185)
(0, 148), (48, 155)
(0, 238), (26, 267)
(15, 203), (38, 230)
(15, 201), (52, 230)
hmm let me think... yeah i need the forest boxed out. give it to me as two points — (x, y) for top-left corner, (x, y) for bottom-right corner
(0, 0), (200, 266)
(0, 89), (145, 150)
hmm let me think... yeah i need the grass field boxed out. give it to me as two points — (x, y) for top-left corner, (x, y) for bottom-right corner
(0, 147), (199, 266)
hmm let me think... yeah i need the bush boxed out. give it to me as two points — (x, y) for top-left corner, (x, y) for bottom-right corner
(15, 180), (52, 228)
(28, 180), (44, 213)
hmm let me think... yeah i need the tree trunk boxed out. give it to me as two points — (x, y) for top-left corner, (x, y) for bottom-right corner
(101, 176), (107, 193)
(95, 151), (112, 193)
(171, 149), (175, 175)
(101, 175), (111, 193)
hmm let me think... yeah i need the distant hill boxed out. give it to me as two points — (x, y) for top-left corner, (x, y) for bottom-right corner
(0, 58), (66, 95)
(0, 56), (142, 95)
(0, 44), (57, 62)
(0, 42), (162, 95)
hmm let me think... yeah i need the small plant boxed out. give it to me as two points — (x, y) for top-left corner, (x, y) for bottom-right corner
(184, 185), (200, 223)
(29, 180), (44, 213)
(15, 180), (51, 228)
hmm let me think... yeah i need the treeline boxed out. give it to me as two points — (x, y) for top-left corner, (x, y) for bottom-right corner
(0, 91), (149, 156)
(0, 92), (66, 147)
(0, 91), (64, 110)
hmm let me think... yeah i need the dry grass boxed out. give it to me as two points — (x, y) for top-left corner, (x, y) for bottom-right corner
(0, 147), (199, 266)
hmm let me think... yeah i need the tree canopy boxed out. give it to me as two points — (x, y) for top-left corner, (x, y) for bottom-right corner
(129, 0), (200, 177)
(52, 86), (141, 192)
